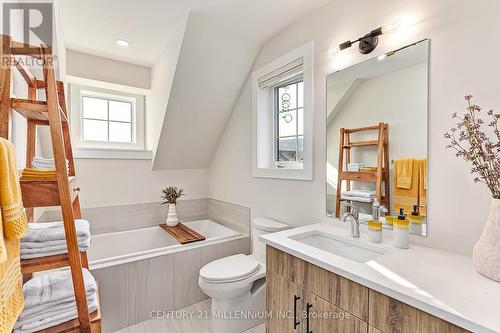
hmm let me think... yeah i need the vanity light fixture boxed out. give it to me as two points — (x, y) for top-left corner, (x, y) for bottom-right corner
(334, 20), (401, 55)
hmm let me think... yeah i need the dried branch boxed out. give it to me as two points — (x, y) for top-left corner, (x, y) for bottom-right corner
(445, 95), (500, 199)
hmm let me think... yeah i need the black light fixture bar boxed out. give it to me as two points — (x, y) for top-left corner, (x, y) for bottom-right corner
(337, 25), (386, 54)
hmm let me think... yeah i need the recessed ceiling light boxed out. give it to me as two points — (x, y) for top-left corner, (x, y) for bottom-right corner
(115, 39), (130, 48)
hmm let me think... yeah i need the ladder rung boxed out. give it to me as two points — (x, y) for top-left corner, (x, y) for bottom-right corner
(343, 140), (379, 148)
(345, 125), (381, 133)
(11, 98), (68, 123)
(32, 283), (101, 333)
(10, 39), (49, 59)
(21, 251), (87, 274)
(20, 176), (79, 208)
(11, 97), (47, 113)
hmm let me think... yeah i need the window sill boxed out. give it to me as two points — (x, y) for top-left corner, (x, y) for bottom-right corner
(253, 167), (313, 181)
(74, 148), (152, 160)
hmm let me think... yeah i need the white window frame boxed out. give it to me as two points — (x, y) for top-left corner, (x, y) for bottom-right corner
(67, 75), (152, 160)
(252, 41), (314, 180)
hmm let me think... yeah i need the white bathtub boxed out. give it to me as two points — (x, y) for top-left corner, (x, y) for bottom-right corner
(88, 219), (242, 269)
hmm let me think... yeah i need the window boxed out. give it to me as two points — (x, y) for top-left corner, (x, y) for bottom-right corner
(82, 96), (133, 143)
(252, 41), (313, 180)
(69, 79), (150, 159)
(274, 77), (304, 167)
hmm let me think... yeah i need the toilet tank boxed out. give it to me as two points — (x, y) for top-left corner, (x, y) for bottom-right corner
(252, 217), (290, 264)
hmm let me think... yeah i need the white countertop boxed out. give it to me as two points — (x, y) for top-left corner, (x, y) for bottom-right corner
(260, 222), (500, 333)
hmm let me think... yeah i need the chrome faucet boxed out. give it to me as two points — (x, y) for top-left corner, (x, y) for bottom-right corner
(340, 206), (360, 238)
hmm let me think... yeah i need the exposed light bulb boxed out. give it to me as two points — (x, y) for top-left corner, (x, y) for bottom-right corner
(382, 19), (402, 34)
(328, 45), (340, 54)
(377, 54), (387, 62)
(115, 39), (130, 48)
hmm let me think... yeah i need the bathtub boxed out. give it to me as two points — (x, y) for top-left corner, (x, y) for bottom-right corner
(88, 219), (250, 332)
(88, 219), (242, 270)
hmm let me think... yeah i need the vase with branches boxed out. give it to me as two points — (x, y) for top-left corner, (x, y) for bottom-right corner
(161, 186), (185, 227)
(445, 95), (500, 281)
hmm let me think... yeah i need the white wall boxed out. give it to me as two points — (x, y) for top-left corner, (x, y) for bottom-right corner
(209, 0), (499, 256)
(65, 39), (209, 208)
(75, 159), (208, 207)
(326, 63), (427, 214)
(66, 49), (151, 89)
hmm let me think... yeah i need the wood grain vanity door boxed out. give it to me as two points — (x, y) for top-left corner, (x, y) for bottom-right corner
(368, 290), (470, 333)
(304, 290), (368, 333)
(267, 271), (305, 333)
(267, 245), (369, 321)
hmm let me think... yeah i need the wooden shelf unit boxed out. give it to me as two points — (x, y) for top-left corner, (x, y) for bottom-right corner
(0, 35), (99, 333)
(335, 123), (390, 218)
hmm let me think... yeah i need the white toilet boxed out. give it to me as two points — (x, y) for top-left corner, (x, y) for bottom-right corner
(198, 217), (290, 333)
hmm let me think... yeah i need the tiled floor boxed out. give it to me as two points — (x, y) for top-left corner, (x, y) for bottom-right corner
(115, 300), (266, 333)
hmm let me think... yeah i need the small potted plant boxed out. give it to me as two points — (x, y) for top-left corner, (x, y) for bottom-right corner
(445, 95), (500, 281)
(161, 186), (185, 227)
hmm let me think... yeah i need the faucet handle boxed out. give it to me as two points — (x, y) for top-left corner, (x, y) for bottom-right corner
(351, 207), (359, 221)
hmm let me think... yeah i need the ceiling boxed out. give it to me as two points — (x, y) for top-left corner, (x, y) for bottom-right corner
(60, 0), (332, 66)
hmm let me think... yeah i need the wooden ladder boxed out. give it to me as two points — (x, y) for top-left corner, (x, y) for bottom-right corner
(0, 35), (100, 333)
(335, 123), (390, 218)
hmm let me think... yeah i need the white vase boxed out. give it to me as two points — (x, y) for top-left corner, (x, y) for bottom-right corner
(166, 203), (179, 227)
(473, 198), (500, 282)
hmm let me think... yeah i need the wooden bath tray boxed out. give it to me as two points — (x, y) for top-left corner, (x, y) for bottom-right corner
(159, 223), (206, 244)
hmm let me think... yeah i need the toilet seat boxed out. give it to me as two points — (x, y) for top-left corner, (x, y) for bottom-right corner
(199, 254), (261, 284)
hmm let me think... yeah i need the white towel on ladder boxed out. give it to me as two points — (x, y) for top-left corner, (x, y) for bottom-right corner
(14, 269), (97, 333)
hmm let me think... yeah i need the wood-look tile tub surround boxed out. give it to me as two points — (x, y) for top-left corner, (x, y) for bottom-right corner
(266, 246), (470, 333)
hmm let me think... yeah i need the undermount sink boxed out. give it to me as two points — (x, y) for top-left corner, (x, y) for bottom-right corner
(289, 231), (385, 263)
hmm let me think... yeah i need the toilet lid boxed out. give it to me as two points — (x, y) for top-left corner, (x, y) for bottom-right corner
(200, 254), (260, 283)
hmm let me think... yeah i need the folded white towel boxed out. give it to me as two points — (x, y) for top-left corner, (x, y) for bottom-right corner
(32, 157), (69, 164)
(21, 220), (90, 243)
(22, 268), (97, 310)
(31, 157), (69, 171)
(16, 292), (97, 326)
(21, 237), (88, 249)
(14, 293), (97, 333)
(20, 238), (90, 259)
(341, 190), (376, 198)
(341, 195), (374, 203)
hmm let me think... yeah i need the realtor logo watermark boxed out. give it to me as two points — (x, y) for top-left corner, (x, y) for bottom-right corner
(2, 2), (55, 67)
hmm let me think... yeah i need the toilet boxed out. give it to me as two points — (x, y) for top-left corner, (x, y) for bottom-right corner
(198, 217), (290, 333)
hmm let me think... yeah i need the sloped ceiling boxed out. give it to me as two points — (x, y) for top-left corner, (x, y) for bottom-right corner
(152, 0), (333, 169)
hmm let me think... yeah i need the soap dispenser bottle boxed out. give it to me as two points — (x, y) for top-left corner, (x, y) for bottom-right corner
(394, 208), (409, 249)
(408, 205), (424, 235)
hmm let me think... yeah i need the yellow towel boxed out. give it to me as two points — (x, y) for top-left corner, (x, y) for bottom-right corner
(22, 168), (56, 174)
(0, 139), (27, 332)
(20, 168), (57, 181)
(394, 158), (419, 215)
(0, 232), (24, 332)
(0, 139), (28, 242)
(418, 159), (427, 217)
(395, 158), (414, 189)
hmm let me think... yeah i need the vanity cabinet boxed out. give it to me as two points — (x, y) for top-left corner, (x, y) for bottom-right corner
(266, 246), (470, 333)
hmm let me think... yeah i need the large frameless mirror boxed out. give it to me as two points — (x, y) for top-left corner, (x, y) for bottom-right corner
(326, 39), (429, 236)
